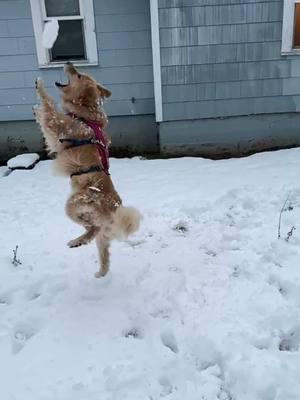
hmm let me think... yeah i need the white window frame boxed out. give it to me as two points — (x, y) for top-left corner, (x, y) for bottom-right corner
(282, 0), (300, 55)
(30, 0), (98, 68)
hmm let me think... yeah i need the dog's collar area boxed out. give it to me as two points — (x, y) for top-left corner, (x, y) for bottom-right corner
(70, 165), (104, 178)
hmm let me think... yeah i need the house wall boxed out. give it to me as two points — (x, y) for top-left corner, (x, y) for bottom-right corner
(160, 112), (300, 156)
(158, 0), (300, 121)
(157, 0), (300, 155)
(0, 0), (157, 162)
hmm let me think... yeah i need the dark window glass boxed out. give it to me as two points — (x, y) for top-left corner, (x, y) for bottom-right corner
(45, 0), (80, 17)
(50, 20), (86, 61)
(294, 4), (300, 47)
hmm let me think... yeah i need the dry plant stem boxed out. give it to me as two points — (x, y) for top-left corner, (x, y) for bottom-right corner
(278, 195), (290, 239)
(12, 245), (22, 266)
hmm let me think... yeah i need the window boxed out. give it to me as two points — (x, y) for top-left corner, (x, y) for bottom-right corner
(282, 0), (300, 54)
(30, 0), (98, 67)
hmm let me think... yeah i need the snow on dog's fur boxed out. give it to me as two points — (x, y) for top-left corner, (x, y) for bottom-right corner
(34, 62), (141, 278)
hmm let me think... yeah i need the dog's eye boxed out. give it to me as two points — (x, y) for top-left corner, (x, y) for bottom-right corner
(77, 74), (81, 79)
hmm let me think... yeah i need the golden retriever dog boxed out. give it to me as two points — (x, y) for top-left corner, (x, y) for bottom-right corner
(34, 62), (141, 278)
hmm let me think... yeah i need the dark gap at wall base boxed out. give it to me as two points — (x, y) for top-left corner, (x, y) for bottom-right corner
(0, 115), (159, 165)
(1, 113), (300, 164)
(160, 112), (300, 159)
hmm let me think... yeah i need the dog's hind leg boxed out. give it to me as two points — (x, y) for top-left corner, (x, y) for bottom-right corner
(65, 192), (102, 248)
(68, 226), (100, 248)
(95, 235), (110, 278)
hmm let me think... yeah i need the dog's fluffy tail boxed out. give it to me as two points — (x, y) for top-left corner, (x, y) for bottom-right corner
(112, 206), (142, 240)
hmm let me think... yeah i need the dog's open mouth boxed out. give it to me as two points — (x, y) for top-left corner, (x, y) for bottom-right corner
(55, 80), (70, 88)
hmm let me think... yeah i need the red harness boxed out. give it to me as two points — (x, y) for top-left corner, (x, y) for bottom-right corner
(65, 112), (110, 175)
(83, 118), (110, 174)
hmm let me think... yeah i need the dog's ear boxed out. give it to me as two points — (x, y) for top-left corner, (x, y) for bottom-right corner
(77, 85), (98, 106)
(97, 84), (111, 98)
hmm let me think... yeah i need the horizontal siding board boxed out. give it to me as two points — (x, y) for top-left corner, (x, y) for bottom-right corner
(0, 1), (31, 19)
(283, 77), (300, 95)
(105, 99), (155, 115)
(0, 37), (18, 55)
(0, 99), (155, 121)
(0, 87), (57, 105)
(0, 21), (7, 36)
(159, 0), (281, 8)
(84, 65), (154, 85)
(97, 31), (151, 50)
(240, 78), (283, 97)
(0, 19), (34, 37)
(163, 96), (298, 121)
(0, 37), (35, 55)
(109, 83), (154, 100)
(24, 66), (154, 88)
(0, 37), (35, 56)
(161, 60), (291, 85)
(94, 0), (149, 15)
(163, 82), (216, 102)
(216, 81), (241, 99)
(159, 2), (282, 27)
(160, 22), (282, 47)
(0, 84), (153, 106)
(95, 13), (150, 32)
(161, 42), (281, 65)
(0, 72), (25, 89)
(0, 105), (34, 121)
(23, 70), (65, 88)
(17, 37), (36, 54)
(290, 59), (300, 76)
(236, 41), (281, 62)
(162, 78), (286, 102)
(2, 74), (154, 103)
(0, 55), (38, 72)
(99, 49), (153, 68)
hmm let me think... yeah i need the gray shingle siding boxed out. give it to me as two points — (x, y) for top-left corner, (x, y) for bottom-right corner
(159, 0), (281, 7)
(158, 0), (300, 122)
(0, 0), (154, 121)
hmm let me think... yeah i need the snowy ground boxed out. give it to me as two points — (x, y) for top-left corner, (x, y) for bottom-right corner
(0, 149), (300, 400)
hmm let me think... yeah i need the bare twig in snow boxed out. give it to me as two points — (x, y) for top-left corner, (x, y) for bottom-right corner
(12, 245), (22, 266)
(285, 226), (296, 242)
(278, 195), (291, 239)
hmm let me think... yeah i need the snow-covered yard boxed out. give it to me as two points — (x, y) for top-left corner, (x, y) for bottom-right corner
(0, 149), (300, 400)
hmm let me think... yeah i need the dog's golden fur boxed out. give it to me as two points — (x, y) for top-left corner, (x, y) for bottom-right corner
(34, 62), (141, 277)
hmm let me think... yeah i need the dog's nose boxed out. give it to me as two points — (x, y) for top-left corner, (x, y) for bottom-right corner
(64, 62), (75, 73)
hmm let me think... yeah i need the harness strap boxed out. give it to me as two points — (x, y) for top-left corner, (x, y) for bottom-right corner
(84, 119), (110, 173)
(59, 138), (93, 147)
(70, 165), (103, 178)
(63, 112), (110, 175)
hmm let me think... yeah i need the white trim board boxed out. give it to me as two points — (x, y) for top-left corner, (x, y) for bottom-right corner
(150, 0), (163, 122)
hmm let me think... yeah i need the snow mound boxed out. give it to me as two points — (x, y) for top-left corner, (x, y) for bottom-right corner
(42, 19), (59, 49)
(0, 166), (10, 177)
(1, 150), (300, 399)
(7, 153), (40, 169)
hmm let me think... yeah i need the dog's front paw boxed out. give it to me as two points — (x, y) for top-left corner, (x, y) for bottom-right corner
(94, 270), (108, 278)
(68, 238), (83, 248)
(35, 77), (43, 90)
(32, 105), (38, 117)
